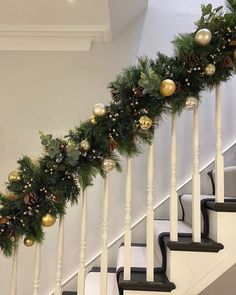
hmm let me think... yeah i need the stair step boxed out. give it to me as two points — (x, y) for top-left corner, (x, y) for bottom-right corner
(205, 200), (236, 212)
(62, 292), (77, 295)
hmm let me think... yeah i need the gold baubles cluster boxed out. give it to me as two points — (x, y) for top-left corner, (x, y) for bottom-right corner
(24, 237), (35, 247)
(80, 139), (90, 152)
(185, 97), (199, 111)
(8, 170), (21, 182)
(139, 116), (153, 131)
(205, 64), (216, 76)
(195, 28), (212, 47)
(93, 103), (106, 117)
(41, 213), (56, 227)
(102, 158), (116, 172)
(160, 79), (176, 97)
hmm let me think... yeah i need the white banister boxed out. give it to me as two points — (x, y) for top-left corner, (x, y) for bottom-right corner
(54, 217), (65, 295)
(170, 113), (178, 242)
(33, 243), (41, 295)
(146, 143), (154, 282)
(124, 158), (132, 281)
(192, 108), (201, 243)
(100, 175), (109, 295)
(10, 243), (19, 295)
(77, 189), (88, 295)
(215, 84), (224, 203)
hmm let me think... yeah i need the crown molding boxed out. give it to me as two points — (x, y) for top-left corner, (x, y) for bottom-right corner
(0, 25), (112, 51)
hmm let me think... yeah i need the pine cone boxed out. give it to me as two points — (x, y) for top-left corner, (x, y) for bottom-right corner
(175, 81), (181, 93)
(186, 54), (200, 66)
(133, 86), (144, 97)
(221, 56), (233, 68)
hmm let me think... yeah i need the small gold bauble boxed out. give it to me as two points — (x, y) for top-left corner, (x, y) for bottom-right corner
(160, 79), (176, 97)
(0, 216), (8, 224)
(205, 64), (216, 76)
(41, 213), (56, 227)
(80, 139), (91, 152)
(185, 97), (199, 111)
(102, 158), (116, 172)
(5, 192), (17, 201)
(24, 237), (35, 247)
(195, 28), (212, 47)
(233, 48), (236, 61)
(90, 115), (97, 125)
(93, 103), (106, 117)
(8, 170), (21, 182)
(139, 116), (153, 131)
(0, 204), (4, 210)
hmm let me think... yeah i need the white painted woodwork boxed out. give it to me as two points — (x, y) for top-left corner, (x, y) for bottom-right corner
(10, 243), (19, 295)
(215, 84), (224, 203)
(192, 108), (201, 243)
(77, 189), (88, 295)
(100, 175), (109, 295)
(146, 144), (154, 282)
(170, 113), (178, 242)
(33, 243), (41, 295)
(124, 158), (132, 281)
(54, 217), (65, 295)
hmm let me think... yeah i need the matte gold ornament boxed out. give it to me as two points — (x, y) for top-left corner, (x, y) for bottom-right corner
(5, 192), (17, 201)
(93, 103), (106, 117)
(41, 213), (56, 227)
(90, 115), (97, 125)
(80, 139), (91, 152)
(0, 217), (8, 224)
(185, 97), (199, 111)
(8, 170), (21, 182)
(139, 116), (153, 131)
(24, 237), (35, 247)
(195, 29), (212, 47)
(102, 158), (116, 172)
(205, 64), (216, 76)
(233, 48), (236, 61)
(160, 79), (176, 97)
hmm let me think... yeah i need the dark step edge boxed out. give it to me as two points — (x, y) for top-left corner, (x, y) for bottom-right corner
(119, 242), (146, 248)
(89, 266), (117, 273)
(206, 201), (236, 212)
(62, 292), (77, 295)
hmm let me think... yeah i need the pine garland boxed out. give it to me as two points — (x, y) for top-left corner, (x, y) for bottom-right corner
(0, 1), (236, 256)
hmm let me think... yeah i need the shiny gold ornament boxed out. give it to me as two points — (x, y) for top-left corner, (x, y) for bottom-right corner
(204, 64), (216, 76)
(0, 216), (8, 224)
(139, 116), (153, 131)
(24, 237), (35, 247)
(93, 103), (106, 117)
(41, 213), (56, 227)
(90, 115), (97, 125)
(233, 48), (236, 61)
(0, 204), (4, 210)
(8, 170), (21, 182)
(195, 29), (212, 46)
(185, 97), (199, 111)
(4, 192), (17, 201)
(102, 158), (116, 172)
(80, 139), (91, 152)
(160, 79), (176, 97)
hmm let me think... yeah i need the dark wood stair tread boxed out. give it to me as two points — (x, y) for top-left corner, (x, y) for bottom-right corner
(62, 292), (77, 295)
(205, 201), (236, 212)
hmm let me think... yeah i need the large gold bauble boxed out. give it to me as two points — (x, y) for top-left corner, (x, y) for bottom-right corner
(80, 139), (91, 152)
(93, 103), (106, 117)
(195, 29), (212, 47)
(160, 79), (176, 97)
(8, 170), (21, 182)
(205, 64), (216, 76)
(102, 158), (116, 172)
(139, 116), (153, 131)
(90, 115), (97, 125)
(41, 213), (56, 227)
(185, 97), (199, 111)
(24, 237), (35, 247)
(0, 217), (8, 224)
(233, 48), (236, 61)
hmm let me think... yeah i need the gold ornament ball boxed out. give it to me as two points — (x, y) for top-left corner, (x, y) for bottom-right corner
(0, 216), (8, 224)
(195, 29), (212, 47)
(0, 204), (4, 210)
(160, 79), (176, 97)
(139, 116), (153, 131)
(24, 237), (35, 247)
(102, 158), (116, 172)
(185, 97), (199, 111)
(80, 139), (91, 152)
(8, 170), (21, 182)
(41, 213), (56, 227)
(5, 192), (17, 201)
(233, 48), (236, 61)
(205, 64), (216, 76)
(90, 115), (97, 125)
(93, 103), (106, 117)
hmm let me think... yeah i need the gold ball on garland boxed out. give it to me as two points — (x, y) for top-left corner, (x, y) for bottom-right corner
(0, 217), (8, 224)
(160, 79), (176, 97)
(233, 48), (236, 61)
(205, 64), (216, 76)
(184, 97), (199, 111)
(80, 139), (91, 152)
(195, 28), (212, 47)
(139, 116), (153, 131)
(41, 213), (56, 227)
(102, 158), (116, 172)
(24, 237), (35, 247)
(5, 192), (17, 201)
(0, 204), (4, 210)
(8, 170), (21, 182)
(93, 103), (106, 117)
(90, 115), (97, 125)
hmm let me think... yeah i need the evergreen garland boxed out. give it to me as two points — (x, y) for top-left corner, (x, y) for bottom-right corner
(0, 1), (236, 256)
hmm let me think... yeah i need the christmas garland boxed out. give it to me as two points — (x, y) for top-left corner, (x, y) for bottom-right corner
(0, 1), (236, 256)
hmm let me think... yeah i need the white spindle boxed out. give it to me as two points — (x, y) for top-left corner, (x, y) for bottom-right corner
(215, 84), (224, 203)
(10, 243), (19, 295)
(77, 189), (88, 295)
(54, 217), (64, 295)
(100, 175), (109, 295)
(124, 158), (132, 281)
(192, 108), (201, 243)
(33, 243), (41, 295)
(170, 113), (178, 242)
(146, 143), (154, 282)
